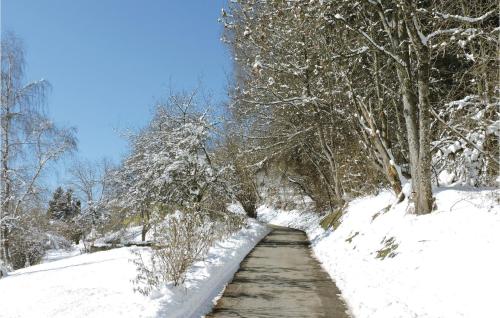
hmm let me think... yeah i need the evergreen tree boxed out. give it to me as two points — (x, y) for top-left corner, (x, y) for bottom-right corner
(47, 187), (81, 220)
(48, 187), (65, 220)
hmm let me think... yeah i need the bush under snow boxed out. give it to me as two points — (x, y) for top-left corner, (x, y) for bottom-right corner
(0, 219), (269, 318)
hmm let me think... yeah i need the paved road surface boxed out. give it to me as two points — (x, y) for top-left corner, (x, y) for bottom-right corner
(207, 225), (350, 318)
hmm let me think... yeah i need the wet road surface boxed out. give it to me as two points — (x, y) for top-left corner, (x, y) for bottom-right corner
(207, 225), (350, 318)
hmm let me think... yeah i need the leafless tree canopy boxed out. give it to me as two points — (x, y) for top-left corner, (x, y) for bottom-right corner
(1, 32), (76, 268)
(220, 0), (498, 214)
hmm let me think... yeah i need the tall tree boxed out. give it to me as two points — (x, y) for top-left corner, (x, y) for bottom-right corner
(111, 91), (230, 241)
(221, 0), (497, 214)
(47, 187), (81, 221)
(330, 0), (497, 213)
(69, 158), (112, 232)
(0, 33), (76, 266)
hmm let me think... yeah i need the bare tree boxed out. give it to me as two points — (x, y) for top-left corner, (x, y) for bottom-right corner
(0, 32), (76, 267)
(330, 0), (496, 213)
(222, 0), (497, 215)
(68, 158), (112, 239)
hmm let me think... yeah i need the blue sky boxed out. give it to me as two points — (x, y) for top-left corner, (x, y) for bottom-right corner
(2, 0), (231, 183)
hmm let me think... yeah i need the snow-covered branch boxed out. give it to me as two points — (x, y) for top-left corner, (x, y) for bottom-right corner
(434, 10), (495, 23)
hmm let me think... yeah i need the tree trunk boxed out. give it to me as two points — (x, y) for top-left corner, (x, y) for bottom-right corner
(0, 104), (11, 264)
(353, 94), (404, 198)
(141, 224), (147, 242)
(415, 48), (434, 214)
(401, 1), (435, 214)
(141, 209), (150, 242)
(396, 66), (420, 188)
(315, 124), (344, 204)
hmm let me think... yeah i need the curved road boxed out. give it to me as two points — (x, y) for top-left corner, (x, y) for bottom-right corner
(207, 225), (350, 318)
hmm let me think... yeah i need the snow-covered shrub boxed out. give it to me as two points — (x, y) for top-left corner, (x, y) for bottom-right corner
(4, 208), (49, 269)
(44, 232), (73, 251)
(49, 219), (83, 245)
(132, 207), (217, 294)
(131, 200), (247, 295)
(109, 91), (247, 294)
(9, 227), (46, 269)
(432, 95), (499, 186)
(211, 210), (246, 240)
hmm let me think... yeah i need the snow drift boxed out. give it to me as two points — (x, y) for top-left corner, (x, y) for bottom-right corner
(0, 219), (269, 318)
(259, 186), (500, 318)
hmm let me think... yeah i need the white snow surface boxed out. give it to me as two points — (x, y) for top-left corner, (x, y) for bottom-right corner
(258, 186), (500, 318)
(42, 243), (84, 263)
(0, 219), (269, 318)
(93, 225), (153, 247)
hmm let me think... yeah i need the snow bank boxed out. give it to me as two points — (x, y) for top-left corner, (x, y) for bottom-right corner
(95, 201), (249, 248)
(0, 219), (269, 318)
(258, 186), (500, 318)
(0, 261), (9, 278)
(258, 206), (324, 239)
(41, 244), (82, 263)
(93, 225), (152, 247)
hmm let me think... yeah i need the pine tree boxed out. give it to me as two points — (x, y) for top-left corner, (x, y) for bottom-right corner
(47, 187), (81, 220)
(47, 187), (66, 220)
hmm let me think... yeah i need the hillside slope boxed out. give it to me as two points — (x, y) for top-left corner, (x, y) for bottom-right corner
(259, 186), (500, 318)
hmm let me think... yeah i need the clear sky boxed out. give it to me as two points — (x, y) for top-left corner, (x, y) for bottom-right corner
(1, 0), (231, 183)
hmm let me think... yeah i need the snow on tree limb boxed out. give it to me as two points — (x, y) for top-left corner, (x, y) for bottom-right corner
(434, 10), (496, 23)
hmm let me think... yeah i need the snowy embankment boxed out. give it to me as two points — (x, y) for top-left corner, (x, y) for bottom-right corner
(259, 186), (500, 318)
(0, 219), (269, 318)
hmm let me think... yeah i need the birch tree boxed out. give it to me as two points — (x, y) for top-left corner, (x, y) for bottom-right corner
(0, 33), (76, 267)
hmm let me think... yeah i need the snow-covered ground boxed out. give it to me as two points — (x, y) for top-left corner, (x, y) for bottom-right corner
(0, 219), (269, 318)
(259, 185), (500, 318)
(93, 225), (153, 247)
(42, 244), (83, 263)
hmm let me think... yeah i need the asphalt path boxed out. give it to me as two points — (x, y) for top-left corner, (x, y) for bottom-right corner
(207, 225), (350, 318)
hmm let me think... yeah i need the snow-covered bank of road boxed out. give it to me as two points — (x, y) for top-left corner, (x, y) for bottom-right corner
(0, 219), (269, 318)
(259, 186), (500, 318)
